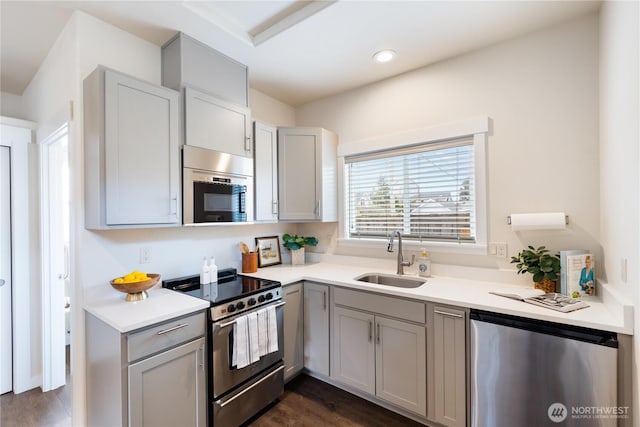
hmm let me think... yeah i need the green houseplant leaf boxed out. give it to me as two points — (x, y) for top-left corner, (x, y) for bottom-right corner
(282, 233), (318, 251)
(510, 245), (561, 283)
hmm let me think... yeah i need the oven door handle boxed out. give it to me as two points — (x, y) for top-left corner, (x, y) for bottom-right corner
(216, 365), (285, 408)
(217, 301), (286, 329)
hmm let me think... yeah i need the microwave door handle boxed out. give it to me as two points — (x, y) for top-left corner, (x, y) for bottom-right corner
(239, 189), (246, 214)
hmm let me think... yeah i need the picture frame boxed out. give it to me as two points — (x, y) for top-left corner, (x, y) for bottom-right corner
(560, 250), (595, 297)
(255, 236), (282, 267)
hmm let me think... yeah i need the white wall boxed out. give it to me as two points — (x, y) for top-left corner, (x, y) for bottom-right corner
(599, 0), (639, 421)
(296, 13), (601, 272)
(0, 92), (27, 119)
(250, 88), (296, 127)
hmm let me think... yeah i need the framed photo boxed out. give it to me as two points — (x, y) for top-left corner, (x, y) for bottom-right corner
(255, 236), (282, 267)
(560, 250), (595, 297)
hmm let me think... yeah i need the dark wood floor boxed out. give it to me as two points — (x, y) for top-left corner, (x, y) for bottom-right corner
(1, 358), (423, 427)
(0, 347), (72, 427)
(247, 374), (425, 427)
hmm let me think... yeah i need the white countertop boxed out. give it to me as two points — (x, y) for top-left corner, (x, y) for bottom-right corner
(243, 261), (634, 335)
(84, 258), (633, 335)
(84, 287), (210, 333)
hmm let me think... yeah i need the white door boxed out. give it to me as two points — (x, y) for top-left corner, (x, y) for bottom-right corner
(41, 126), (69, 391)
(0, 146), (12, 394)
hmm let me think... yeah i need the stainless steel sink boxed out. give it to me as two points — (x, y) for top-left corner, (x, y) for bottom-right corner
(354, 273), (426, 288)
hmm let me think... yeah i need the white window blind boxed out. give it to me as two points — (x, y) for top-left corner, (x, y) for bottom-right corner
(345, 137), (476, 243)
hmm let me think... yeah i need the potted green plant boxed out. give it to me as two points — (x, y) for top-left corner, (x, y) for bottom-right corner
(510, 245), (561, 293)
(282, 233), (318, 265)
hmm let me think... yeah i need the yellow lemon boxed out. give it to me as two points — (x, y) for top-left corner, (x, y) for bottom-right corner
(113, 277), (124, 284)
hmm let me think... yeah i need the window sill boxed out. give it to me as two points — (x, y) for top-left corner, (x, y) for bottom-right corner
(337, 237), (487, 256)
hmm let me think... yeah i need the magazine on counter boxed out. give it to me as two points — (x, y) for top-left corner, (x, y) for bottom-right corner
(490, 289), (589, 313)
(560, 250), (595, 297)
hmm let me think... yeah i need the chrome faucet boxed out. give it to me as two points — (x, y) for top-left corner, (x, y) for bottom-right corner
(387, 231), (415, 275)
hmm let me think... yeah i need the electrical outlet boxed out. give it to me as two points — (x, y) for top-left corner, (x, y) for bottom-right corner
(496, 243), (507, 259)
(488, 243), (497, 256)
(139, 247), (151, 264)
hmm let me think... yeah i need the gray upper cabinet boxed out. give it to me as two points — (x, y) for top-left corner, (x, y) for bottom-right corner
(254, 121), (278, 222)
(162, 32), (248, 107)
(184, 87), (252, 157)
(278, 127), (337, 222)
(84, 66), (181, 229)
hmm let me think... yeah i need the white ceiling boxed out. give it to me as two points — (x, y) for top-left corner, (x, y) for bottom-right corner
(0, 0), (601, 106)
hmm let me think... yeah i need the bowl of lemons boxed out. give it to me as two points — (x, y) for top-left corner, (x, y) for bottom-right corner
(110, 271), (160, 302)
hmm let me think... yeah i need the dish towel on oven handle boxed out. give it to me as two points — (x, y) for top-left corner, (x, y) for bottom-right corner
(232, 315), (249, 369)
(247, 312), (260, 364)
(257, 305), (279, 356)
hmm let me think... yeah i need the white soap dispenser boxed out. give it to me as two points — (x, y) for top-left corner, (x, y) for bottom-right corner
(418, 248), (431, 278)
(209, 257), (218, 283)
(200, 257), (210, 285)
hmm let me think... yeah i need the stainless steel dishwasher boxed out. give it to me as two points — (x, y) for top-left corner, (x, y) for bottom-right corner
(470, 310), (618, 427)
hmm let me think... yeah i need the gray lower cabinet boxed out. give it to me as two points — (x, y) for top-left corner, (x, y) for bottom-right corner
(428, 304), (468, 427)
(86, 311), (207, 427)
(283, 282), (304, 381)
(331, 287), (427, 417)
(83, 66), (181, 229)
(303, 282), (330, 376)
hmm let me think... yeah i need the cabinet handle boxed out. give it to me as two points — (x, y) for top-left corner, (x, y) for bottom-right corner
(376, 323), (381, 344)
(434, 309), (464, 319)
(272, 200), (278, 215)
(368, 321), (372, 342)
(199, 343), (205, 371)
(58, 245), (70, 280)
(245, 136), (252, 153)
(322, 291), (327, 311)
(315, 200), (320, 217)
(217, 365), (285, 408)
(171, 197), (178, 215)
(156, 323), (189, 335)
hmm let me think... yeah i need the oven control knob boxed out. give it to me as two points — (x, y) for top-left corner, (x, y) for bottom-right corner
(247, 298), (257, 306)
(265, 293), (273, 300)
(236, 301), (246, 310)
(257, 295), (266, 303)
(227, 304), (236, 313)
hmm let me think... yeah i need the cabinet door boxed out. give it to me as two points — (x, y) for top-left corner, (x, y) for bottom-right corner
(283, 283), (303, 381)
(278, 128), (320, 220)
(303, 282), (329, 376)
(331, 306), (375, 395)
(432, 306), (467, 427)
(185, 87), (252, 157)
(104, 70), (180, 225)
(253, 122), (278, 222)
(376, 316), (426, 416)
(129, 338), (206, 427)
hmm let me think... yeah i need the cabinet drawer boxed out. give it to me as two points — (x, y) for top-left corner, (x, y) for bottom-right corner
(334, 287), (425, 324)
(127, 312), (205, 362)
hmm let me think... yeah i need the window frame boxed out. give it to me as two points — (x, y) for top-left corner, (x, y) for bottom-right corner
(337, 116), (489, 255)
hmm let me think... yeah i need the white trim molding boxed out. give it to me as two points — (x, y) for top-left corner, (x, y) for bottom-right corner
(337, 115), (491, 255)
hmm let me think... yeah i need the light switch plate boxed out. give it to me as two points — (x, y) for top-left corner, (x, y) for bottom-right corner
(139, 247), (151, 264)
(496, 243), (507, 259)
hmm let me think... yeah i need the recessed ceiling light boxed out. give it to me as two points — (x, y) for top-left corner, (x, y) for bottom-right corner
(373, 49), (396, 63)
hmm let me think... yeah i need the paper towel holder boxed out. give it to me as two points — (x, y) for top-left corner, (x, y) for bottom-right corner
(507, 214), (569, 226)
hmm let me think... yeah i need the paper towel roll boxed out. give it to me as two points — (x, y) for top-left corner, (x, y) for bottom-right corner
(509, 212), (567, 231)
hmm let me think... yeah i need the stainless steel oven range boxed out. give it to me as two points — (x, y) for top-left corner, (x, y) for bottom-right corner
(163, 269), (284, 426)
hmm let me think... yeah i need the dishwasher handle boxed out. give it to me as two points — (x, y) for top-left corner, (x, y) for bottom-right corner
(470, 309), (618, 348)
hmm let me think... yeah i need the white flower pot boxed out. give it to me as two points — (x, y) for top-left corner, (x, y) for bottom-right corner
(291, 247), (305, 265)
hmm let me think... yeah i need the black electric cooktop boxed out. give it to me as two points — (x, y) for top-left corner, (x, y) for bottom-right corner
(162, 268), (281, 306)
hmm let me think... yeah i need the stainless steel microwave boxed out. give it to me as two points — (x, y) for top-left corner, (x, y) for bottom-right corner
(183, 145), (253, 224)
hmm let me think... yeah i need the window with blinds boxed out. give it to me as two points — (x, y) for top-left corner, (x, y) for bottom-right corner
(344, 137), (476, 243)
